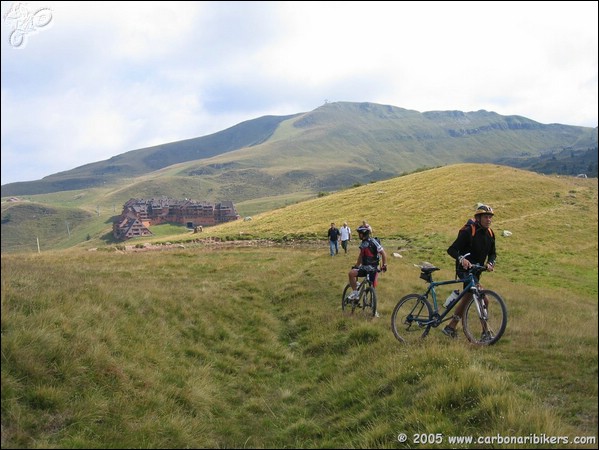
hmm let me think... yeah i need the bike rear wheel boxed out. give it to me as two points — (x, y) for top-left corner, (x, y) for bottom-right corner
(462, 290), (507, 345)
(391, 294), (432, 344)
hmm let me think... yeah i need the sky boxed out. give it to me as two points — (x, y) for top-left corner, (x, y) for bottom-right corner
(1, 1), (597, 186)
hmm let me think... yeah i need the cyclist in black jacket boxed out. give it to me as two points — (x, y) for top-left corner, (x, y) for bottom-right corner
(347, 225), (388, 301)
(443, 204), (497, 338)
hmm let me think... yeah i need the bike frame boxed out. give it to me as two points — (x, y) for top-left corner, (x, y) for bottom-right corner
(352, 267), (381, 292)
(353, 270), (378, 298)
(418, 271), (481, 327)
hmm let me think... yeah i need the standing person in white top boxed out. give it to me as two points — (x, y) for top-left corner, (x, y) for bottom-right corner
(340, 222), (352, 254)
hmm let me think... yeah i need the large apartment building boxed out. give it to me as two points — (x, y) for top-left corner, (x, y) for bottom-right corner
(113, 197), (240, 240)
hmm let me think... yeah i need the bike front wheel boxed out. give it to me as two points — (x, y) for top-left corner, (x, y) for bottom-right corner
(342, 284), (353, 312)
(462, 290), (507, 346)
(360, 286), (377, 318)
(342, 283), (363, 313)
(391, 294), (432, 344)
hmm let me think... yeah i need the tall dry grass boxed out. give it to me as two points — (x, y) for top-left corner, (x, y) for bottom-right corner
(2, 241), (596, 448)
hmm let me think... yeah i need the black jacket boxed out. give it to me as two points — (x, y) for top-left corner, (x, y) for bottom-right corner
(328, 227), (340, 241)
(447, 219), (496, 270)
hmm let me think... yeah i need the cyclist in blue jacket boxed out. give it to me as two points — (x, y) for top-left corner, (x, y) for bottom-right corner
(443, 204), (497, 338)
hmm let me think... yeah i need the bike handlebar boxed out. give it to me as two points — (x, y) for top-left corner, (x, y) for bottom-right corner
(351, 266), (385, 273)
(459, 254), (489, 273)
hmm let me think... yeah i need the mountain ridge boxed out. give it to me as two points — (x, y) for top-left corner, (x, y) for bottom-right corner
(2, 101), (596, 198)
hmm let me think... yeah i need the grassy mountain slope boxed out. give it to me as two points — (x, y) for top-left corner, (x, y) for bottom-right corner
(497, 146), (598, 178)
(2, 164), (597, 448)
(166, 163), (599, 296)
(0, 202), (95, 253)
(1, 113), (300, 196)
(3, 103), (596, 254)
(2, 102), (596, 199)
(171, 103), (597, 200)
(2, 164), (597, 264)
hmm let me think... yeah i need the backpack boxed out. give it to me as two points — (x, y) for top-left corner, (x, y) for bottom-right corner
(360, 237), (381, 266)
(462, 219), (494, 241)
(363, 237), (382, 265)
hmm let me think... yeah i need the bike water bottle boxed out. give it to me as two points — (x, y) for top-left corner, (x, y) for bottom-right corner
(444, 290), (459, 308)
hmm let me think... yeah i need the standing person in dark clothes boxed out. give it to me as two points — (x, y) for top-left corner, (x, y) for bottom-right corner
(327, 222), (340, 256)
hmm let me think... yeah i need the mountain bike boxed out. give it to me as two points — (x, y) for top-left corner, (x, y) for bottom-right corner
(341, 268), (382, 318)
(391, 262), (507, 345)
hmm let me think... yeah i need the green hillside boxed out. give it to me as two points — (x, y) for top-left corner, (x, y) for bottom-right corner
(0, 113), (300, 197)
(1, 164), (597, 448)
(160, 163), (598, 295)
(0, 202), (95, 253)
(2, 102), (596, 256)
(2, 102), (596, 199)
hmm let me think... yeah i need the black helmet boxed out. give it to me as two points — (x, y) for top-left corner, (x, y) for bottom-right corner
(357, 225), (371, 235)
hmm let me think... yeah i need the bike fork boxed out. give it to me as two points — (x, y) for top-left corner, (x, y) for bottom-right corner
(473, 294), (489, 332)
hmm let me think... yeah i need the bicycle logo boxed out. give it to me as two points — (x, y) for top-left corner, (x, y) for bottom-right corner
(4, 2), (53, 48)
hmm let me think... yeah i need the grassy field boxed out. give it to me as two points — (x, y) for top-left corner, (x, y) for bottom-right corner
(1, 244), (597, 448)
(2, 164), (597, 448)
